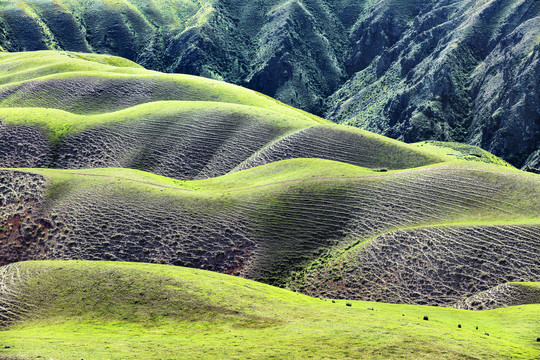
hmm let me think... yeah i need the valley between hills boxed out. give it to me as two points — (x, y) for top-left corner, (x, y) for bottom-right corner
(0, 50), (538, 359)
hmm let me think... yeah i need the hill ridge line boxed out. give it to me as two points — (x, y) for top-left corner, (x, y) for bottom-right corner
(218, 166), (540, 192)
(9, 164), (537, 194)
(335, 220), (540, 259)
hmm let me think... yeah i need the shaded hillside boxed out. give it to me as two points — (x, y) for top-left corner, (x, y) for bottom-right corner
(327, 0), (540, 171)
(0, 1), (538, 169)
(455, 282), (540, 310)
(1, 261), (538, 359)
(1, 159), (538, 306)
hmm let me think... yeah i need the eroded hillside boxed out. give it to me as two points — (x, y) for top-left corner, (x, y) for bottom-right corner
(0, 51), (441, 177)
(1, 161), (539, 306)
(0, 51), (538, 309)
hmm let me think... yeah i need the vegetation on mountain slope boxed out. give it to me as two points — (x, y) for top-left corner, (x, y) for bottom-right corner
(0, 51), (443, 177)
(0, 261), (538, 359)
(0, 51), (321, 122)
(0, 50), (537, 308)
(1, 158), (538, 306)
(0, 1), (538, 170)
(327, 0), (540, 171)
(0, 25), (538, 360)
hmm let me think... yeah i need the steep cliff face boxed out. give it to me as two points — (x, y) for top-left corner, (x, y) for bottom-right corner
(328, 0), (540, 170)
(0, 0), (538, 169)
(468, 18), (540, 168)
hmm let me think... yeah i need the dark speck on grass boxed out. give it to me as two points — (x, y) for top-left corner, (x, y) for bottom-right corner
(458, 324), (461, 328)
(346, 302), (352, 307)
(423, 316), (429, 321)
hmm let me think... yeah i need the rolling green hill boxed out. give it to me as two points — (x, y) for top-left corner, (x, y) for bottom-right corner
(0, 103), (443, 178)
(0, 51), (538, 308)
(0, 51), (442, 178)
(1, 158), (538, 306)
(0, 49), (539, 359)
(0, 0), (538, 170)
(0, 261), (538, 359)
(0, 51), (320, 121)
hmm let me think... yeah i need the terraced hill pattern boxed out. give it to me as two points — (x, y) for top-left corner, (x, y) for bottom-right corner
(0, 0), (538, 171)
(0, 51), (539, 359)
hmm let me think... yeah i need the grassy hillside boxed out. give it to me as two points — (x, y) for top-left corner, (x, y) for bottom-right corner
(455, 282), (540, 311)
(0, 0), (353, 114)
(0, 50), (537, 309)
(1, 158), (538, 305)
(0, 51), (446, 177)
(290, 222), (540, 305)
(0, 261), (538, 359)
(0, 51), (322, 121)
(0, 103), (443, 178)
(0, 32), (538, 360)
(0, 47), (538, 359)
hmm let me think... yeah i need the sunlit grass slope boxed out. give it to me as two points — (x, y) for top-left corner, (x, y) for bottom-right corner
(0, 51), (321, 121)
(0, 102), (443, 178)
(1, 159), (538, 305)
(0, 50), (538, 311)
(0, 261), (538, 360)
(0, 51), (446, 176)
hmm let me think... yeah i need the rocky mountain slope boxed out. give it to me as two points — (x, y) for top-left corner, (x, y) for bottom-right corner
(0, 0), (538, 170)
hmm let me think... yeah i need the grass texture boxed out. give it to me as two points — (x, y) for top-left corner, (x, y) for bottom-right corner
(0, 261), (538, 360)
(0, 50), (323, 121)
(0, 51), (448, 178)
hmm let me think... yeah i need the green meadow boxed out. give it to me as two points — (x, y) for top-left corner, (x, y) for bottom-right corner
(0, 261), (538, 360)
